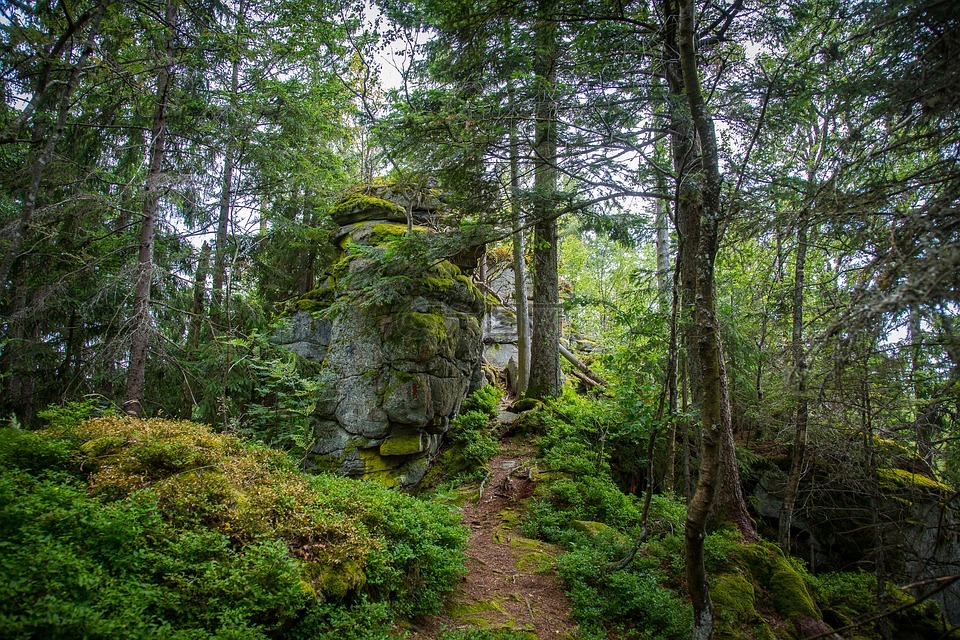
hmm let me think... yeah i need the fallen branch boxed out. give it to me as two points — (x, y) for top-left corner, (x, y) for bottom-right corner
(477, 469), (493, 501)
(571, 368), (603, 389)
(560, 343), (607, 387)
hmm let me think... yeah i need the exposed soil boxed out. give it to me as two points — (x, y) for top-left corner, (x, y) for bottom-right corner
(409, 438), (578, 639)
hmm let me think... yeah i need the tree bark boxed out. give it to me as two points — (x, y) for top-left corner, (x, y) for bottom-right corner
(527, 0), (562, 400)
(124, 0), (178, 416)
(187, 242), (211, 352)
(666, 0), (757, 635)
(211, 49), (242, 319)
(508, 79), (530, 396)
(780, 209), (809, 551)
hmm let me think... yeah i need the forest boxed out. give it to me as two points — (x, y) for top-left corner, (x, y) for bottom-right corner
(1, 0), (958, 639)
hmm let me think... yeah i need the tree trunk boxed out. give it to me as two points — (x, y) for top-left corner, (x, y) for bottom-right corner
(668, 0), (754, 635)
(124, 0), (178, 416)
(187, 242), (211, 352)
(780, 210), (809, 551)
(664, 257), (680, 493)
(527, 0), (561, 400)
(211, 53), (241, 320)
(508, 80), (530, 396)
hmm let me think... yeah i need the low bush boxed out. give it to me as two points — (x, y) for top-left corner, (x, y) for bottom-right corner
(461, 383), (503, 417)
(418, 387), (502, 490)
(0, 415), (467, 638)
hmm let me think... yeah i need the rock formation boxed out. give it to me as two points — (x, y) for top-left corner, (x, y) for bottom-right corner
(273, 185), (485, 487)
(750, 437), (960, 625)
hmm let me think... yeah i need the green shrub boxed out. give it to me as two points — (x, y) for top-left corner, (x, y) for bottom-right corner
(0, 416), (468, 638)
(557, 545), (692, 639)
(462, 383), (503, 417)
(522, 475), (642, 543)
(36, 398), (107, 430)
(308, 473), (467, 617)
(419, 408), (499, 489)
(0, 427), (73, 474)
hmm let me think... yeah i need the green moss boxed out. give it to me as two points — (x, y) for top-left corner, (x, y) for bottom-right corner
(877, 468), (952, 494)
(303, 559), (366, 600)
(393, 311), (449, 358)
(570, 519), (628, 544)
(296, 297), (331, 313)
(712, 572), (757, 625)
(510, 536), (557, 573)
(447, 598), (509, 628)
(329, 194), (405, 220)
(358, 448), (402, 488)
(510, 398), (544, 413)
(370, 223), (407, 245)
(769, 556), (821, 621)
(423, 276), (458, 293)
(78, 434), (128, 458)
(304, 452), (341, 472)
(735, 540), (821, 622)
(379, 433), (427, 457)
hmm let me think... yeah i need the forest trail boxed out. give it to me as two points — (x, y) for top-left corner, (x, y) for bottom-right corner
(409, 436), (578, 639)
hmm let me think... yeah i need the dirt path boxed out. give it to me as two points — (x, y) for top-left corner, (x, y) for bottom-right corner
(410, 438), (578, 639)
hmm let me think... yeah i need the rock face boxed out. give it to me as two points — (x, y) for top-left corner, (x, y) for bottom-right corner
(273, 192), (485, 487)
(750, 439), (960, 625)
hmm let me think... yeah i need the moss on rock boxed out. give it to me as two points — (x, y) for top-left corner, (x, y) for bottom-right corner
(712, 572), (758, 625)
(329, 194), (406, 226)
(357, 448), (402, 488)
(379, 432), (427, 457)
(876, 467), (952, 494)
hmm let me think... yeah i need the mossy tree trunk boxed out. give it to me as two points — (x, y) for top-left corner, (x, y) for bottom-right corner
(527, 0), (561, 400)
(664, 0), (757, 636)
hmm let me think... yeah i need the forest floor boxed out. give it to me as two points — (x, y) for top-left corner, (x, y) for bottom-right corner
(408, 433), (578, 640)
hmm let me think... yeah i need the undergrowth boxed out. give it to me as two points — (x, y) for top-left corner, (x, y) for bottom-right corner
(514, 389), (957, 640)
(0, 410), (467, 639)
(418, 384), (502, 491)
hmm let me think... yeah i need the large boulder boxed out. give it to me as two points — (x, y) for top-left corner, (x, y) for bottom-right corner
(273, 195), (485, 488)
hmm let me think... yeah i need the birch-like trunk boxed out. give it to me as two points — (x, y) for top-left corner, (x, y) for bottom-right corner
(124, 0), (178, 415)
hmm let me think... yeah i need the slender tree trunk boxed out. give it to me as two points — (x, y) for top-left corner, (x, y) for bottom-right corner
(671, 0), (757, 635)
(908, 303), (933, 463)
(508, 81), (530, 396)
(212, 53), (241, 319)
(527, 0), (561, 400)
(656, 199), (672, 308)
(187, 242), (211, 352)
(664, 253), (680, 493)
(124, 0), (178, 415)
(681, 356), (692, 500)
(780, 210), (809, 551)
